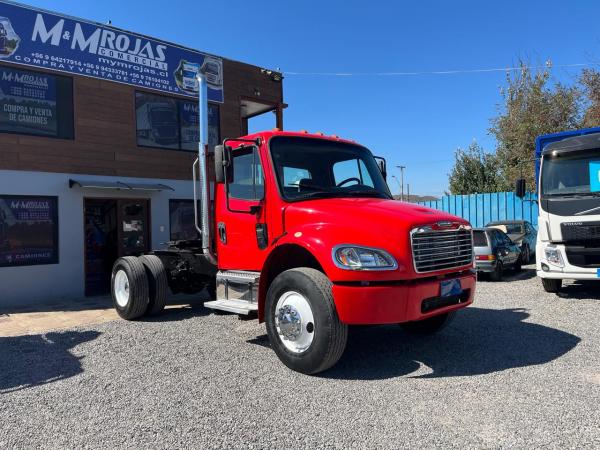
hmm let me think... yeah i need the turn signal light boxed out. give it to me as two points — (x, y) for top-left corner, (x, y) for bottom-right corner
(476, 255), (496, 261)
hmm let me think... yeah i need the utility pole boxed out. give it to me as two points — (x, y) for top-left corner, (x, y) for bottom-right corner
(407, 183), (410, 202)
(396, 166), (406, 201)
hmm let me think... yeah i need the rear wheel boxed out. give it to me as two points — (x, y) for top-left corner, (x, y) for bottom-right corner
(400, 312), (455, 335)
(265, 268), (348, 375)
(542, 278), (562, 293)
(139, 255), (168, 316)
(513, 257), (522, 272)
(112, 256), (149, 320)
(489, 261), (504, 282)
(521, 245), (531, 264)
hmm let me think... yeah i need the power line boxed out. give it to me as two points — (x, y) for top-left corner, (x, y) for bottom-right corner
(284, 62), (595, 77)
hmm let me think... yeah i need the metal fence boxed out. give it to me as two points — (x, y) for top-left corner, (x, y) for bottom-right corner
(417, 192), (539, 227)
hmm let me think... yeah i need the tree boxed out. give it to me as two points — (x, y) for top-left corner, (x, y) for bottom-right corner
(448, 141), (502, 195)
(580, 69), (600, 128)
(489, 62), (581, 190)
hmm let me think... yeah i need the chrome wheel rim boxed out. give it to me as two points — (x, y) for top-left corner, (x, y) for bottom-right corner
(275, 291), (315, 354)
(114, 270), (130, 308)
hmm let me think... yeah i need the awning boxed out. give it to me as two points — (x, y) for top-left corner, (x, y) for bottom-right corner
(69, 179), (174, 191)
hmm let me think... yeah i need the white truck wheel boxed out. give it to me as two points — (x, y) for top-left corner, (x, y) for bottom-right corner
(111, 256), (149, 320)
(265, 268), (348, 375)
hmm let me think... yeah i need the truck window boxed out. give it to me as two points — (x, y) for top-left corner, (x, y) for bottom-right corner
(270, 136), (390, 201)
(229, 147), (265, 200)
(333, 159), (374, 188)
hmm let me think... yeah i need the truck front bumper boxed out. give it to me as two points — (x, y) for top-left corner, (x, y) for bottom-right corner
(332, 271), (476, 325)
(536, 242), (600, 281)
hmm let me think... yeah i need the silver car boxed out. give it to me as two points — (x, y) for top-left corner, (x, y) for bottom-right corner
(473, 227), (522, 281)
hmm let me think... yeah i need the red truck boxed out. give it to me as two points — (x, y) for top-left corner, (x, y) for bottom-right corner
(111, 72), (476, 374)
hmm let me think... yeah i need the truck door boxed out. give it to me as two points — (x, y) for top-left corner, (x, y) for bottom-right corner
(216, 145), (268, 271)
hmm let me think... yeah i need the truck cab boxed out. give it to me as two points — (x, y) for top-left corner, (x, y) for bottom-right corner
(535, 128), (600, 292)
(110, 73), (476, 374)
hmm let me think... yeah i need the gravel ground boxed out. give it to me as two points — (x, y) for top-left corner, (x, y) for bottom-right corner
(1, 266), (599, 449)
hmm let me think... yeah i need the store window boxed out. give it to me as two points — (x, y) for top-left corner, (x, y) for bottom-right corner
(169, 199), (200, 241)
(0, 66), (74, 139)
(135, 91), (220, 151)
(0, 195), (59, 267)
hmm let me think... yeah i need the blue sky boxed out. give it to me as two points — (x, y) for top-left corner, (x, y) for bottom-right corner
(22, 0), (600, 196)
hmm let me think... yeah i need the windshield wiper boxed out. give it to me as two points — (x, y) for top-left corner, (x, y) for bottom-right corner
(344, 189), (391, 199)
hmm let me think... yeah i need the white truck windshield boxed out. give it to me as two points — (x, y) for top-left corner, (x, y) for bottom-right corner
(541, 151), (600, 197)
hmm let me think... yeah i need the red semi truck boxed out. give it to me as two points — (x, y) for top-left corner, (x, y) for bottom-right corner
(111, 72), (476, 374)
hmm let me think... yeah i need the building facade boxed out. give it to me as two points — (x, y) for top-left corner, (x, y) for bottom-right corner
(0, 1), (284, 307)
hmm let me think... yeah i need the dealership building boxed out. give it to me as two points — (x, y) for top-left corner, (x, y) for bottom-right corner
(0, 1), (284, 307)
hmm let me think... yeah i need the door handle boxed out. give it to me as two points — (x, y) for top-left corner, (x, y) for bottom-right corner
(218, 222), (227, 244)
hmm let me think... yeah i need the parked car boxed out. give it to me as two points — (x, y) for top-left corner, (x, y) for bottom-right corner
(473, 227), (522, 281)
(486, 220), (537, 264)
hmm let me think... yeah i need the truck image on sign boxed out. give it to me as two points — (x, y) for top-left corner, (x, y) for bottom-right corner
(111, 72), (476, 374)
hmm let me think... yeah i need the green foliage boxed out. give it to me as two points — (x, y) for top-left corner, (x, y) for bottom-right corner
(448, 62), (600, 194)
(448, 141), (502, 194)
(489, 62), (581, 189)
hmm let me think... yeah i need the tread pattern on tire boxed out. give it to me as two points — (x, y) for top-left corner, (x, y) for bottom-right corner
(266, 267), (348, 374)
(113, 256), (149, 320)
(295, 268), (348, 374)
(139, 255), (168, 315)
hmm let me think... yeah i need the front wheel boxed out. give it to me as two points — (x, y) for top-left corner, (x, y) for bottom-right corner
(542, 278), (562, 293)
(265, 268), (348, 375)
(400, 312), (455, 335)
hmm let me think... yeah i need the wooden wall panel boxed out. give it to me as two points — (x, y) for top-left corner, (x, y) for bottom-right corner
(0, 58), (284, 180)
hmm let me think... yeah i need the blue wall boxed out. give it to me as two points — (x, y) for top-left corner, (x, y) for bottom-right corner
(417, 192), (539, 227)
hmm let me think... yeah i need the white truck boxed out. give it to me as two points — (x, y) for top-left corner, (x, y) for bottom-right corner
(530, 127), (600, 293)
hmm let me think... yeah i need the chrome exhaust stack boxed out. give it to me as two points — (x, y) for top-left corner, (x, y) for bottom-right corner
(193, 71), (217, 265)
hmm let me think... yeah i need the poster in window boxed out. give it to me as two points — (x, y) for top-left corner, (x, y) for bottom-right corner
(0, 195), (59, 267)
(135, 92), (179, 149)
(0, 67), (58, 136)
(180, 101), (220, 151)
(169, 200), (199, 241)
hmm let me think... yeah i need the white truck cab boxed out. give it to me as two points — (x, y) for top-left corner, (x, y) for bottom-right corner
(534, 128), (600, 292)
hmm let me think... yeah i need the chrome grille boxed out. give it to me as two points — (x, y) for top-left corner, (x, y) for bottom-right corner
(411, 227), (473, 273)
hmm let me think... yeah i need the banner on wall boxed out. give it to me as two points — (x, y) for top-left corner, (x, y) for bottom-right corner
(0, 195), (59, 267)
(0, 65), (57, 135)
(0, 1), (224, 102)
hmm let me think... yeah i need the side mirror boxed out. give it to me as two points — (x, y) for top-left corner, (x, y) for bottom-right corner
(215, 145), (226, 183)
(374, 156), (387, 181)
(515, 178), (526, 198)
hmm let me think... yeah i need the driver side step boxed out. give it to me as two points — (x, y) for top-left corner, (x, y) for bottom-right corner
(204, 270), (260, 315)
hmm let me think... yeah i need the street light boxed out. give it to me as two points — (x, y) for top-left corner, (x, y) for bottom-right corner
(391, 175), (401, 198)
(396, 165), (406, 201)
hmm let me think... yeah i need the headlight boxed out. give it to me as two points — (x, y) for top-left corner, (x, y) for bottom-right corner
(333, 245), (398, 271)
(544, 246), (564, 267)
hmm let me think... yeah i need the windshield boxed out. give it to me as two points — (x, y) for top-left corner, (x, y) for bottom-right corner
(270, 136), (392, 201)
(541, 150), (600, 197)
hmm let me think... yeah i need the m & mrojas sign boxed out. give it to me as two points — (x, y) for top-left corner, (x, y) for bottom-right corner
(0, 1), (224, 102)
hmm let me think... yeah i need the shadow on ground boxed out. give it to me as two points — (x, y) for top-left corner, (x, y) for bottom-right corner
(558, 281), (600, 300)
(320, 307), (581, 380)
(0, 330), (101, 393)
(478, 267), (537, 283)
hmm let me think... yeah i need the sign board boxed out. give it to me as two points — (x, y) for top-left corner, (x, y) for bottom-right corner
(0, 1), (224, 102)
(0, 195), (59, 267)
(0, 65), (57, 135)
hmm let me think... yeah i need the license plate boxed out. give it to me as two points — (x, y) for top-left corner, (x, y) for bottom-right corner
(440, 279), (462, 298)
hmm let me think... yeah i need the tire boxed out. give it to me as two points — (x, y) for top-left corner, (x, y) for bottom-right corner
(489, 260), (504, 282)
(139, 255), (168, 316)
(265, 268), (348, 375)
(513, 258), (522, 272)
(111, 256), (149, 320)
(521, 245), (530, 264)
(400, 312), (456, 335)
(542, 278), (562, 293)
